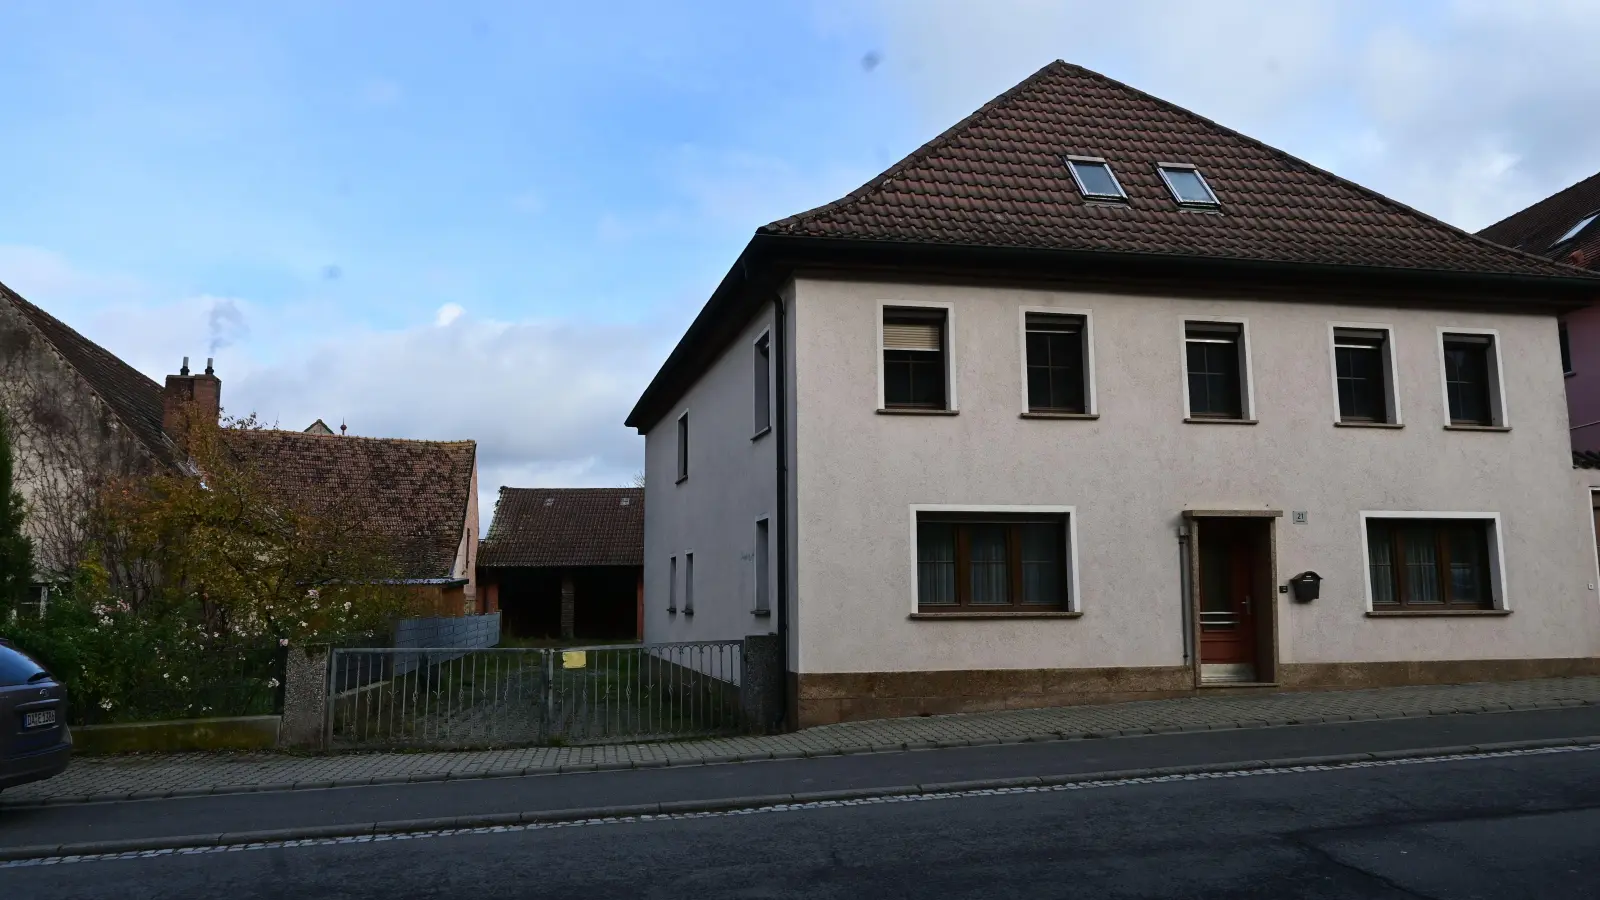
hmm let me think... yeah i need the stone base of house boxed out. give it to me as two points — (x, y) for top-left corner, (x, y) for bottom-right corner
(791, 657), (1600, 728)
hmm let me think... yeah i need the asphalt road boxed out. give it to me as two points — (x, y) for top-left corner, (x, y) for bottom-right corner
(4, 705), (1600, 849)
(4, 741), (1599, 899)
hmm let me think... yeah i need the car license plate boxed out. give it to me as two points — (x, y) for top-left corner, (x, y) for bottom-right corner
(23, 710), (57, 729)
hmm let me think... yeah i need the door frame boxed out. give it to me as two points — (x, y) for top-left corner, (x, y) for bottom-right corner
(1184, 509), (1281, 687)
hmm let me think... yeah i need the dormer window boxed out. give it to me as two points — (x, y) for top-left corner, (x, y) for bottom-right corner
(1553, 211), (1599, 247)
(1065, 157), (1126, 201)
(1158, 164), (1219, 207)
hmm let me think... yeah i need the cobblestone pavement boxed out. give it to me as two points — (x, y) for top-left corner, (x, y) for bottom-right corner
(6, 677), (1599, 807)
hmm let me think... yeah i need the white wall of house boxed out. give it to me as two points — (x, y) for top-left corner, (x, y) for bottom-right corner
(789, 276), (1599, 675)
(642, 298), (790, 650)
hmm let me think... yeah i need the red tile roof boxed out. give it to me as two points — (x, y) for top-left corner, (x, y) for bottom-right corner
(1, 280), (173, 463)
(763, 61), (1589, 279)
(1477, 171), (1600, 272)
(478, 487), (643, 569)
(223, 430), (476, 580)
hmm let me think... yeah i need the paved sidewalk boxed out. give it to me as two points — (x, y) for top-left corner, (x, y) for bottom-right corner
(6, 676), (1599, 807)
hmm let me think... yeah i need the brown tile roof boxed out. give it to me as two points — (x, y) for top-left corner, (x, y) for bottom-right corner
(0, 280), (173, 461)
(478, 487), (643, 569)
(763, 61), (1592, 280)
(1477, 171), (1600, 272)
(222, 430), (476, 580)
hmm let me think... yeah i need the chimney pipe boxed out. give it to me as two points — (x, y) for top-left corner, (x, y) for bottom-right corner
(180, 356), (190, 376)
(204, 357), (214, 375)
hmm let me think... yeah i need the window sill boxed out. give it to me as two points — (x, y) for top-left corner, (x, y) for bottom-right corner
(1443, 424), (1510, 432)
(1365, 609), (1511, 618)
(750, 425), (772, 442)
(877, 408), (959, 416)
(750, 609), (771, 618)
(1020, 412), (1099, 420)
(1335, 421), (1403, 429)
(910, 610), (1083, 620)
(1183, 417), (1258, 425)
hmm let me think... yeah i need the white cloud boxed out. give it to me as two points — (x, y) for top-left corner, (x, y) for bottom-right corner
(434, 303), (465, 327)
(2, 249), (662, 532)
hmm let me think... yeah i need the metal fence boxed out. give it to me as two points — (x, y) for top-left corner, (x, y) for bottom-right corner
(325, 641), (742, 749)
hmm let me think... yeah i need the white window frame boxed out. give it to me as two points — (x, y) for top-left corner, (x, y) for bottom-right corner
(675, 410), (689, 482)
(683, 551), (695, 615)
(1018, 306), (1097, 416)
(905, 504), (1080, 614)
(753, 328), (772, 438)
(753, 516), (771, 615)
(1326, 322), (1402, 426)
(876, 299), (958, 412)
(1155, 162), (1219, 207)
(1357, 511), (1507, 612)
(667, 555), (678, 613)
(1435, 327), (1509, 429)
(1064, 155), (1128, 201)
(1180, 315), (1257, 421)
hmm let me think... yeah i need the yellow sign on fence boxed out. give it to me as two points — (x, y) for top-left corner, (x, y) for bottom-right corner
(562, 650), (587, 670)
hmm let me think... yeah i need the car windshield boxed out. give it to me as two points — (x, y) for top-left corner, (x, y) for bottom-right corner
(0, 643), (50, 686)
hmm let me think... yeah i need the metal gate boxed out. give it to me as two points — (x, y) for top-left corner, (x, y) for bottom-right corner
(325, 641), (742, 749)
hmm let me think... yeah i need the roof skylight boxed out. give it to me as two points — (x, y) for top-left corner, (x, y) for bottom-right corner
(1065, 157), (1126, 201)
(1158, 164), (1219, 207)
(1553, 211), (1600, 247)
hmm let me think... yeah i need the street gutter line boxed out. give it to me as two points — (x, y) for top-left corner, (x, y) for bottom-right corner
(3, 736), (1597, 867)
(9, 696), (1594, 810)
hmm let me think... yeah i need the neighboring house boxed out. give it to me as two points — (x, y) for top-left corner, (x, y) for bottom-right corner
(477, 487), (643, 641)
(304, 418), (338, 435)
(626, 60), (1600, 728)
(1477, 171), (1600, 450)
(0, 281), (480, 615)
(1, 281), (178, 589)
(221, 425), (480, 617)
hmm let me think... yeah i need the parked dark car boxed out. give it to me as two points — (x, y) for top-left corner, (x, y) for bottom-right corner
(0, 637), (71, 793)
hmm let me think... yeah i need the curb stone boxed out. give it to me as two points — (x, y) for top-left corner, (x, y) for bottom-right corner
(4, 697), (1597, 810)
(3, 737), (1596, 863)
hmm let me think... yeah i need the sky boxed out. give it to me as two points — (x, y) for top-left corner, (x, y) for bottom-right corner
(2, 1), (1599, 532)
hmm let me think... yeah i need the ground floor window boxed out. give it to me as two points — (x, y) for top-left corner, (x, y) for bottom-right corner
(1366, 518), (1494, 610)
(916, 513), (1070, 611)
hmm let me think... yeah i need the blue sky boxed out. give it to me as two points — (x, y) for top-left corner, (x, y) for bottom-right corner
(3, 1), (1599, 528)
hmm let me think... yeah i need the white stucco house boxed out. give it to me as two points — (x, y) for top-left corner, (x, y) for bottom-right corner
(626, 61), (1600, 728)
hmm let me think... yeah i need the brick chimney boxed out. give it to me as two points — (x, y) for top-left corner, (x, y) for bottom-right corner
(162, 356), (222, 443)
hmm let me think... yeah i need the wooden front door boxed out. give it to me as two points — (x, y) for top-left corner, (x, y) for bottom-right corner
(1197, 519), (1261, 682)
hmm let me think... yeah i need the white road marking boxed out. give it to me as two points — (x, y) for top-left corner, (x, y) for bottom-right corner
(4, 743), (1594, 869)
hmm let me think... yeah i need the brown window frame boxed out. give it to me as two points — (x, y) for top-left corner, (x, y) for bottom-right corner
(915, 513), (1071, 612)
(1366, 518), (1495, 611)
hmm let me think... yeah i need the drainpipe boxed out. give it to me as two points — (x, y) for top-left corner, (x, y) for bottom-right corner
(1177, 522), (1192, 664)
(771, 291), (791, 730)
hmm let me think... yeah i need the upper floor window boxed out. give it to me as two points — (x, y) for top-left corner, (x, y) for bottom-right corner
(1332, 327), (1396, 424)
(1184, 321), (1250, 420)
(754, 331), (772, 436)
(1024, 312), (1088, 414)
(1065, 157), (1127, 201)
(676, 411), (689, 482)
(1440, 332), (1504, 428)
(1157, 164), (1219, 207)
(882, 307), (949, 410)
(1560, 320), (1573, 376)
